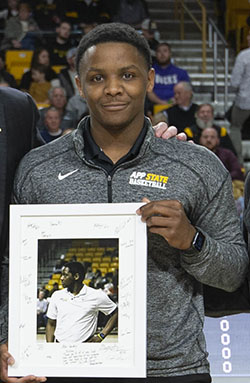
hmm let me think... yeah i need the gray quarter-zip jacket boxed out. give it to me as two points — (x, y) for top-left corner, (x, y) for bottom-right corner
(11, 117), (248, 377)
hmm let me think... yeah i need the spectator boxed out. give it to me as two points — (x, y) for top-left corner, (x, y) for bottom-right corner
(0, 51), (17, 88)
(199, 127), (244, 182)
(46, 20), (74, 66)
(48, 282), (59, 297)
(162, 81), (198, 133)
(37, 290), (48, 329)
(0, 2), (41, 51)
(66, 93), (89, 122)
(28, 63), (51, 105)
(40, 106), (63, 143)
(37, 86), (78, 132)
(113, 0), (148, 29)
(20, 47), (59, 92)
(229, 38), (250, 165)
(0, 0), (19, 30)
(141, 18), (160, 60)
(31, 0), (63, 30)
(58, 47), (78, 99)
(147, 43), (190, 106)
(185, 103), (237, 155)
(11, 22), (248, 382)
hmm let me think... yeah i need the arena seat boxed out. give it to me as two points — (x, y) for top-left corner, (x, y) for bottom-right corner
(5, 50), (33, 82)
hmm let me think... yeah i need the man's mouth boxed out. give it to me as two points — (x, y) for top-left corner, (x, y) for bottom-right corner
(102, 103), (128, 111)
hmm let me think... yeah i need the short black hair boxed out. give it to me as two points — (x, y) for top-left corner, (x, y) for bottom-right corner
(75, 22), (152, 75)
(64, 262), (86, 282)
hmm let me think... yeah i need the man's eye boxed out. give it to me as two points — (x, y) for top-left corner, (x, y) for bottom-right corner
(123, 73), (133, 80)
(93, 75), (103, 82)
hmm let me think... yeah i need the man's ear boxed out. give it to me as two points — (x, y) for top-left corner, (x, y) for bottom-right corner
(75, 75), (85, 98)
(74, 272), (80, 281)
(147, 68), (155, 92)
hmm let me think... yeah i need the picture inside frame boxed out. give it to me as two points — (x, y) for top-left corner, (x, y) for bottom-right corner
(37, 238), (119, 343)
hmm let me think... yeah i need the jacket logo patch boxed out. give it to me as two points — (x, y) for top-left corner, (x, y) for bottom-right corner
(129, 171), (168, 189)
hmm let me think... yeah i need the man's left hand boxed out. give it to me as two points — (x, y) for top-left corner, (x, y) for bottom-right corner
(137, 198), (196, 250)
(153, 122), (187, 141)
(88, 335), (102, 343)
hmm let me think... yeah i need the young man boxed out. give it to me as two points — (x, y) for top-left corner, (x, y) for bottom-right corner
(3, 23), (248, 383)
(46, 262), (117, 343)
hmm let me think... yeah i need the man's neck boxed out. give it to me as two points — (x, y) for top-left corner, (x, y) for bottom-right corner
(90, 116), (145, 164)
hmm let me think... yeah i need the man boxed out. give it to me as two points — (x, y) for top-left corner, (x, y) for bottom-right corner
(199, 127), (244, 182)
(147, 43), (190, 105)
(40, 107), (63, 143)
(7, 22), (248, 383)
(37, 291), (48, 329)
(37, 86), (78, 132)
(58, 47), (78, 100)
(46, 262), (117, 343)
(46, 21), (74, 66)
(229, 35), (250, 165)
(185, 103), (237, 155)
(140, 18), (159, 60)
(0, 87), (43, 383)
(162, 81), (198, 132)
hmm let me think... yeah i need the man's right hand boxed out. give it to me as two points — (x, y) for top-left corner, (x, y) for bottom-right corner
(0, 343), (47, 383)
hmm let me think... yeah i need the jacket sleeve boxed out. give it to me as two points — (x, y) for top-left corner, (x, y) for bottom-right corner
(180, 172), (249, 292)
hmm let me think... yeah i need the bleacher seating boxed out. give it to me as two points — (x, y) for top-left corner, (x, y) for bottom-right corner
(5, 50), (33, 83)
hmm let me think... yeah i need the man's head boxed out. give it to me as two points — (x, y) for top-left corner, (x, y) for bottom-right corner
(18, 2), (31, 21)
(66, 47), (77, 71)
(141, 18), (157, 41)
(195, 103), (214, 129)
(49, 86), (67, 110)
(44, 107), (61, 133)
(56, 21), (71, 43)
(61, 262), (86, 290)
(38, 290), (45, 300)
(155, 43), (171, 67)
(173, 81), (192, 107)
(75, 23), (154, 132)
(199, 127), (220, 152)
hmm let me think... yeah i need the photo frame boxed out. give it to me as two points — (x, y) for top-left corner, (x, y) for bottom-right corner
(8, 203), (147, 378)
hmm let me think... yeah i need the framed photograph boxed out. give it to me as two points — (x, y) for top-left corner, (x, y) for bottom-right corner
(8, 203), (147, 378)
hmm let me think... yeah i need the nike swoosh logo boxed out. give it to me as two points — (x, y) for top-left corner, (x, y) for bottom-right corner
(58, 169), (79, 180)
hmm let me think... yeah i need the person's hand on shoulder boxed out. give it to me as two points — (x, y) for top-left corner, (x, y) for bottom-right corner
(0, 343), (47, 383)
(153, 122), (187, 141)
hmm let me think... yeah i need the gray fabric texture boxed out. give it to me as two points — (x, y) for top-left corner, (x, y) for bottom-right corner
(9, 117), (248, 377)
(230, 47), (250, 110)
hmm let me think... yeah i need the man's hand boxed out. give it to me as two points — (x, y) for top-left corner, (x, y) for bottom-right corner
(153, 122), (187, 141)
(87, 335), (103, 343)
(136, 198), (196, 250)
(0, 343), (47, 383)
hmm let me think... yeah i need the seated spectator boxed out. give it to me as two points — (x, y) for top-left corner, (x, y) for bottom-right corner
(199, 126), (245, 217)
(20, 46), (59, 92)
(46, 20), (75, 66)
(40, 106), (63, 143)
(58, 47), (78, 99)
(53, 254), (66, 273)
(66, 93), (89, 122)
(0, 50), (17, 88)
(0, 0), (19, 30)
(162, 81), (198, 133)
(199, 127), (244, 182)
(1, 2), (41, 51)
(147, 43), (190, 106)
(37, 86), (78, 131)
(185, 103), (237, 156)
(141, 18), (160, 60)
(31, 0), (63, 30)
(28, 64), (51, 104)
(113, 0), (148, 29)
(49, 282), (59, 297)
(37, 290), (48, 329)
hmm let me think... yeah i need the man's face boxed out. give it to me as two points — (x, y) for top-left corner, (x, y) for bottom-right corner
(199, 128), (220, 152)
(51, 89), (66, 109)
(58, 22), (71, 40)
(76, 42), (154, 132)
(45, 110), (61, 132)
(174, 83), (192, 106)
(156, 45), (171, 66)
(61, 267), (75, 289)
(197, 105), (214, 123)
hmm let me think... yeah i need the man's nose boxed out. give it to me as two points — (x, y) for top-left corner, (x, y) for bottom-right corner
(104, 77), (123, 96)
